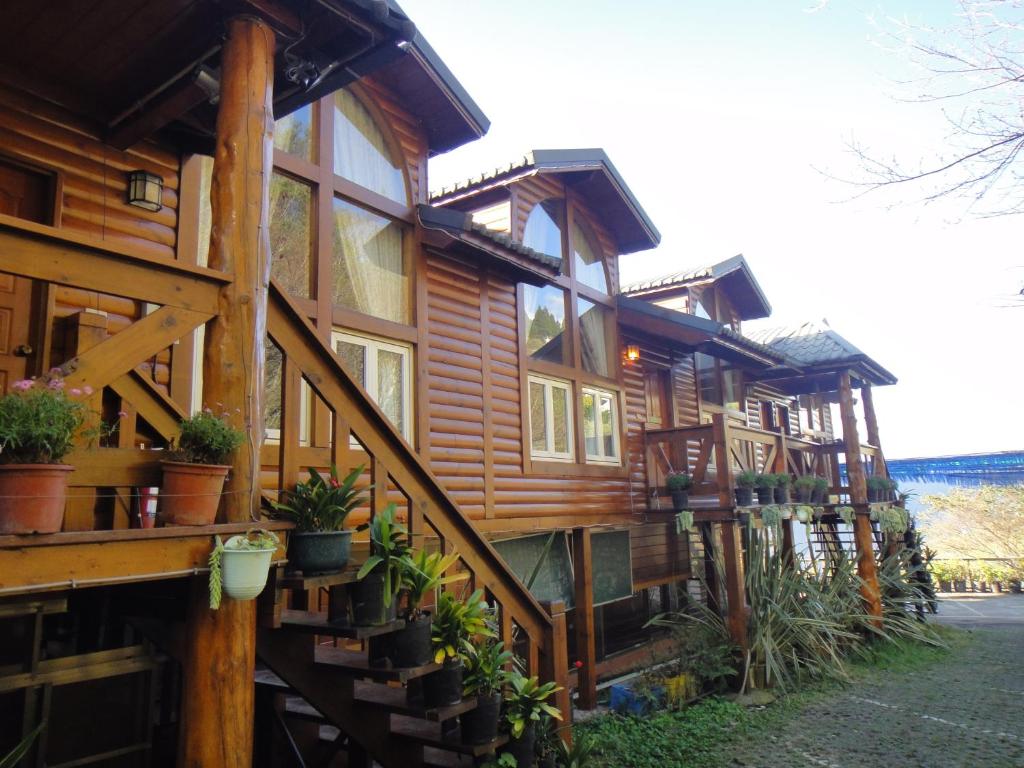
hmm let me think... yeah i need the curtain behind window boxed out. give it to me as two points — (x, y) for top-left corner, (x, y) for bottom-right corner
(578, 298), (609, 377)
(333, 90), (407, 204)
(332, 198), (407, 323)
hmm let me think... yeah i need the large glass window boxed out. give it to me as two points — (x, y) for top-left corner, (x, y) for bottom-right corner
(522, 284), (567, 364)
(522, 199), (565, 262)
(333, 329), (413, 440)
(696, 352), (722, 407)
(528, 375), (573, 461)
(582, 387), (619, 464)
(333, 90), (407, 204)
(274, 103), (315, 161)
(269, 172), (313, 297)
(332, 198), (408, 323)
(578, 297), (610, 377)
(573, 222), (608, 294)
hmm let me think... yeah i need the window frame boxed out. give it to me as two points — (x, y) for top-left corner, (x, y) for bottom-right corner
(581, 385), (621, 466)
(527, 374), (575, 462)
(331, 328), (415, 443)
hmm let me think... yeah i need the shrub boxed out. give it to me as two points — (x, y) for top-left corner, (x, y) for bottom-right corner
(754, 473), (777, 489)
(174, 410), (244, 465)
(735, 470), (757, 489)
(666, 472), (693, 491)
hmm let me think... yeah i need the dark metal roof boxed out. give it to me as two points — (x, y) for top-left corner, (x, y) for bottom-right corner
(622, 254), (772, 321)
(430, 149), (660, 255)
(616, 296), (787, 369)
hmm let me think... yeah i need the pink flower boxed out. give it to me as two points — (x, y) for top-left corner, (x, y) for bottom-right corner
(118, 410), (129, 418)
(49, 367), (62, 376)
(203, 407), (213, 415)
(12, 379), (33, 391)
(69, 388), (82, 396)
(48, 379), (65, 390)
(82, 385), (94, 396)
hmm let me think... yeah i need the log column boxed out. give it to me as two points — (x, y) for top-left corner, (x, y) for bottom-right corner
(179, 16), (275, 768)
(712, 413), (747, 649)
(837, 372), (882, 622)
(571, 527), (597, 710)
(861, 384), (889, 479)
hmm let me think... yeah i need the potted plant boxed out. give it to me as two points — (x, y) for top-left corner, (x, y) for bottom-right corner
(666, 472), (692, 511)
(272, 464), (365, 574)
(501, 671), (562, 768)
(836, 505), (855, 527)
(793, 475), (815, 503)
(811, 476), (829, 504)
(424, 588), (495, 707)
(208, 528), (280, 608)
(534, 713), (560, 768)
(161, 410), (244, 526)
(866, 476), (889, 503)
(352, 503), (409, 626)
(754, 473), (777, 505)
(0, 374), (93, 534)
(392, 548), (460, 667)
(734, 470), (756, 507)
(773, 473), (791, 504)
(461, 639), (512, 745)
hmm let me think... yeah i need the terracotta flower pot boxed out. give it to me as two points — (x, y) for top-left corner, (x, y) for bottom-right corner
(0, 464), (73, 534)
(160, 461), (229, 526)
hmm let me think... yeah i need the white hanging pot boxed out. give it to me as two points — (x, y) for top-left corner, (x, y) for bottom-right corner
(219, 534), (277, 601)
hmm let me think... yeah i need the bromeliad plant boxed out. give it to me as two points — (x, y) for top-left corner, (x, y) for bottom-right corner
(503, 670), (563, 740)
(401, 549), (461, 621)
(431, 588), (496, 664)
(356, 503), (411, 607)
(463, 639), (513, 697)
(272, 464), (366, 532)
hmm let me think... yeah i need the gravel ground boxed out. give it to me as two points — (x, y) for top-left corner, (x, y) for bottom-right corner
(725, 600), (1024, 768)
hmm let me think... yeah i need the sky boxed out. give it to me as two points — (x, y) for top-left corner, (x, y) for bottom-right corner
(399, 0), (1024, 459)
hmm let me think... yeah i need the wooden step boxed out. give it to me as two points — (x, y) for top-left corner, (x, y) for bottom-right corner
(353, 680), (478, 722)
(254, 667), (292, 693)
(314, 646), (442, 683)
(278, 567), (361, 592)
(423, 747), (475, 768)
(390, 714), (508, 757)
(279, 609), (405, 639)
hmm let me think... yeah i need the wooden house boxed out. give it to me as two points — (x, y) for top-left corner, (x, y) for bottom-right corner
(0, 1), (898, 765)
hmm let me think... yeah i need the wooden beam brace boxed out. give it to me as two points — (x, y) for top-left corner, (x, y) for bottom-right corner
(109, 370), (188, 441)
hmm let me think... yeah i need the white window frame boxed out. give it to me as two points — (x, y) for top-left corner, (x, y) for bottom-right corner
(264, 379), (312, 446)
(581, 386), (620, 465)
(331, 328), (414, 443)
(527, 374), (574, 462)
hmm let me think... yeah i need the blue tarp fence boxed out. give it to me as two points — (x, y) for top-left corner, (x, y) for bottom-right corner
(842, 451), (1024, 487)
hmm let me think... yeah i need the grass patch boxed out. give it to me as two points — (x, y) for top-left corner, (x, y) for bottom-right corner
(576, 629), (968, 768)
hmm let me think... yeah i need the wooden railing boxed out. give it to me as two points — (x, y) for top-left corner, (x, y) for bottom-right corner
(645, 414), (882, 507)
(266, 281), (570, 716)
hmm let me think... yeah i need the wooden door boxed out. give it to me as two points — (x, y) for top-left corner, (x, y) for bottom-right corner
(643, 369), (671, 428)
(0, 273), (31, 392)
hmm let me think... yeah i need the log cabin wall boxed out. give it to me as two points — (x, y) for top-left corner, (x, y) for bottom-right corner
(0, 83), (183, 392)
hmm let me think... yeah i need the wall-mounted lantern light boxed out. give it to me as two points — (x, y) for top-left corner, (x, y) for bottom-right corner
(626, 344), (640, 362)
(126, 170), (164, 212)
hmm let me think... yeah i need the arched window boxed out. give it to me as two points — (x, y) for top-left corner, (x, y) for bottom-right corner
(572, 221), (607, 294)
(522, 199), (565, 262)
(332, 89), (408, 204)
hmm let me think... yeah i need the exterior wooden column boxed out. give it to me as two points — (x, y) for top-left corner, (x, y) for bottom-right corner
(202, 14), (275, 523)
(539, 601), (572, 743)
(861, 385), (889, 479)
(773, 429), (795, 565)
(838, 372), (882, 622)
(180, 16), (275, 768)
(571, 527), (597, 710)
(712, 413), (746, 649)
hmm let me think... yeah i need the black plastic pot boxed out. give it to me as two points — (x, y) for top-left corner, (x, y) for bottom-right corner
(390, 614), (432, 666)
(795, 486), (813, 503)
(774, 486), (790, 504)
(423, 660), (463, 707)
(461, 692), (501, 745)
(670, 489), (689, 511)
(734, 487), (754, 507)
(540, 754), (558, 768)
(867, 488), (881, 503)
(349, 573), (397, 627)
(502, 724), (536, 768)
(288, 530), (352, 574)
(811, 487), (825, 504)
(755, 487), (773, 505)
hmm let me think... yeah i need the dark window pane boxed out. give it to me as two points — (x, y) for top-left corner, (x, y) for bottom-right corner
(695, 352), (722, 406)
(523, 285), (566, 364)
(269, 173), (312, 298)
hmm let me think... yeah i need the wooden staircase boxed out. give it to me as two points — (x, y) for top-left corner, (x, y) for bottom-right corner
(252, 282), (570, 767)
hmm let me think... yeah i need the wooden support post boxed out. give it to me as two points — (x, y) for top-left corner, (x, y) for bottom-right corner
(201, 14), (276, 524)
(64, 310), (107, 531)
(539, 600), (572, 743)
(711, 413), (746, 648)
(838, 372), (882, 622)
(571, 527), (597, 710)
(773, 430), (795, 565)
(861, 385), (888, 479)
(180, 15), (275, 768)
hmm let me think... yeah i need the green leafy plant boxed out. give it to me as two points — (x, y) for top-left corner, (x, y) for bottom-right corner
(463, 639), (513, 697)
(478, 754), (516, 768)
(400, 548), (461, 620)
(773, 473), (791, 488)
(556, 732), (596, 767)
(647, 602), (738, 695)
(877, 504), (910, 536)
(666, 472), (692, 491)
(504, 670), (562, 739)
(793, 475), (816, 491)
(754, 473), (777, 489)
(356, 503), (410, 607)
(813, 476), (829, 493)
(794, 504), (814, 523)
(173, 410), (244, 465)
(735, 470), (757, 489)
(837, 505), (856, 526)
(760, 504), (784, 530)
(0, 374), (92, 464)
(675, 509), (695, 533)
(208, 529), (280, 610)
(271, 464), (366, 532)
(1, 721), (45, 768)
(431, 588), (496, 664)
